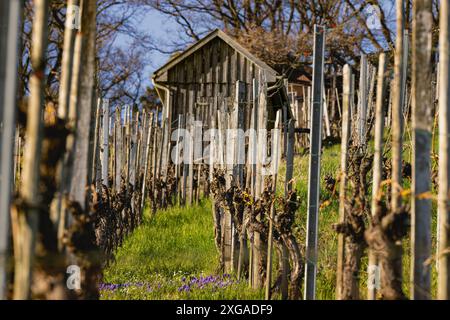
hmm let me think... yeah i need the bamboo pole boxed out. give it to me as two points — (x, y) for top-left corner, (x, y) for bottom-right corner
(411, 0), (433, 300)
(437, 0), (450, 300)
(368, 54), (387, 300)
(13, 0), (49, 299)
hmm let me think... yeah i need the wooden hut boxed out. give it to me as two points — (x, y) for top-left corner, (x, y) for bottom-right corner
(151, 29), (290, 129)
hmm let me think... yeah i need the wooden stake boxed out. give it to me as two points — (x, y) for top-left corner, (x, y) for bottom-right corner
(358, 54), (368, 146)
(114, 107), (123, 192)
(101, 99), (110, 187)
(368, 54), (387, 300)
(141, 112), (154, 215)
(411, 0), (433, 300)
(384, 0), (405, 299)
(265, 109), (281, 300)
(13, 0), (49, 299)
(336, 64), (352, 300)
(437, 0), (450, 300)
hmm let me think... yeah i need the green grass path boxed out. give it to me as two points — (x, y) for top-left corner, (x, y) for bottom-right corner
(101, 200), (263, 299)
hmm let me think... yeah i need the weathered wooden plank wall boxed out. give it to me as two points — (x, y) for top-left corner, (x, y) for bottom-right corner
(166, 38), (262, 129)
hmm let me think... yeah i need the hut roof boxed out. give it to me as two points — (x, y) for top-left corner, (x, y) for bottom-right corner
(152, 29), (279, 83)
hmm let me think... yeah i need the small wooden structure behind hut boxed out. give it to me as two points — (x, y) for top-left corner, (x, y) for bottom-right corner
(152, 29), (290, 130)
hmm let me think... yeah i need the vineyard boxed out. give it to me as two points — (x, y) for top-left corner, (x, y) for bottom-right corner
(0, 0), (450, 302)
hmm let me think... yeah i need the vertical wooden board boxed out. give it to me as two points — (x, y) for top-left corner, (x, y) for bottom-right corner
(201, 47), (207, 97)
(239, 53), (246, 82)
(236, 52), (242, 82)
(204, 43), (211, 97)
(211, 39), (218, 97)
(229, 47), (236, 98)
(188, 83), (194, 117)
(221, 42), (229, 95)
(187, 56), (193, 84)
(214, 40), (223, 97)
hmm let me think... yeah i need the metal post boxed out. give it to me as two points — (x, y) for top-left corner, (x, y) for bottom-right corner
(304, 24), (325, 300)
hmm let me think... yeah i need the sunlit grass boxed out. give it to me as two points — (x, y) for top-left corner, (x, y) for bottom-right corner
(101, 199), (263, 300)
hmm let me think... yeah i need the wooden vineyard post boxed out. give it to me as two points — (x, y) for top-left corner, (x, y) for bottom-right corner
(0, 0), (23, 300)
(114, 107), (123, 192)
(437, 0), (450, 300)
(184, 114), (194, 206)
(193, 119), (203, 204)
(160, 115), (171, 206)
(252, 71), (268, 289)
(235, 81), (246, 276)
(281, 118), (295, 300)
(411, 0), (433, 300)
(265, 110), (281, 300)
(70, 0), (96, 207)
(101, 99), (110, 187)
(248, 78), (258, 287)
(124, 106), (131, 187)
(223, 106), (234, 272)
(91, 98), (102, 189)
(304, 24), (325, 300)
(174, 115), (184, 205)
(141, 112), (154, 215)
(358, 54), (368, 146)
(130, 110), (139, 189)
(152, 115), (159, 206)
(385, 0), (405, 299)
(392, 0), (405, 219)
(187, 117), (195, 206)
(336, 64), (351, 300)
(13, 0), (49, 299)
(368, 53), (387, 300)
(322, 83), (331, 137)
(51, 0), (79, 234)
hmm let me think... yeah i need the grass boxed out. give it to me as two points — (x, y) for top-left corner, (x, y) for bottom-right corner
(103, 131), (440, 300)
(101, 200), (263, 300)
